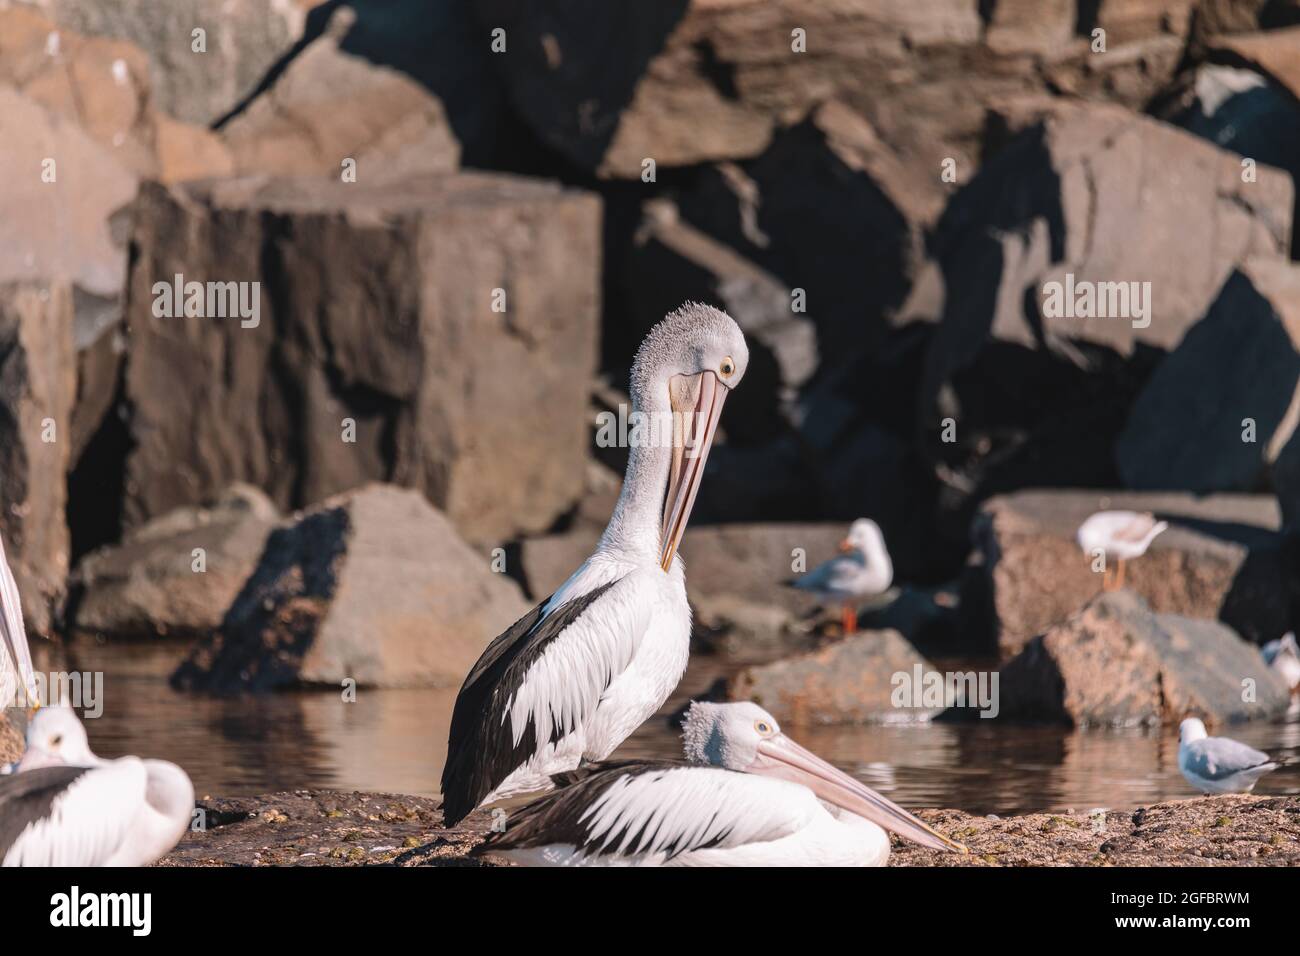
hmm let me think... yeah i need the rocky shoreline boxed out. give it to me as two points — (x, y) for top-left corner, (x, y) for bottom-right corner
(161, 790), (1300, 867)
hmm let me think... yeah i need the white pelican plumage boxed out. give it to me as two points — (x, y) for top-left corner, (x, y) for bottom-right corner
(1076, 510), (1167, 590)
(1, 706), (195, 866)
(474, 701), (966, 866)
(790, 517), (893, 633)
(1177, 718), (1279, 795)
(440, 304), (749, 825)
(0, 535), (40, 712)
(1262, 633), (1300, 694)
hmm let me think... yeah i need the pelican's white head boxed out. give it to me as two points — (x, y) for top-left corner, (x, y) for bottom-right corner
(629, 303), (749, 571)
(1179, 717), (1208, 744)
(681, 700), (966, 853)
(16, 705), (97, 770)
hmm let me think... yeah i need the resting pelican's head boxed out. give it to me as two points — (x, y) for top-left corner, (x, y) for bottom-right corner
(631, 303), (749, 571)
(681, 701), (966, 853)
(1179, 717), (1208, 744)
(16, 705), (96, 770)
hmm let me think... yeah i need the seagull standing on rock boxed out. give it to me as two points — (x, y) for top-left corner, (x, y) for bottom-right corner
(1177, 718), (1280, 795)
(1076, 510), (1167, 591)
(440, 303), (749, 826)
(790, 518), (893, 634)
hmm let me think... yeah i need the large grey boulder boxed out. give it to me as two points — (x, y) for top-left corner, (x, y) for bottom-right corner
(173, 484), (528, 692)
(219, 8), (461, 179)
(0, 282), (77, 636)
(726, 630), (939, 725)
(0, 87), (136, 301)
(122, 173), (600, 547)
(920, 103), (1292, 511)
(967, 490), (1292, 658)
(70, 485), (279, 639)
(475, 0), (1191, 181)
(1118, 259), (1300, 498)
(999, 590), (1291, 726)
(18, 0), (311, 125)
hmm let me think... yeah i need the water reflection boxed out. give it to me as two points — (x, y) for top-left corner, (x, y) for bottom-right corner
(72, 642), (1300, 814)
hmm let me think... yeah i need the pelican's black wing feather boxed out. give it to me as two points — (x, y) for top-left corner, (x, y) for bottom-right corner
(440, 581), (619, 826)
(0, 766), (90, 858)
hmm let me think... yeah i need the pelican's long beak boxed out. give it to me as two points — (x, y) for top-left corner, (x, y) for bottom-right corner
(751, 734), (967, 853)
(838, 539), (853, 553)
(660, 371), (727, 572)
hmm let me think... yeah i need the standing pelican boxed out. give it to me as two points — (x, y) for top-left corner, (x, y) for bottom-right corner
(440, 304), (749, 825)
(1262, 633), (1300, 695)
(1, 706), (195, 866)
(474, 701), (966, 866)
(1178, 718), (1279, 795)
(790, 518), (893, 634)
(0, 536), (40, 712)
(1076, 510), (1167, 590)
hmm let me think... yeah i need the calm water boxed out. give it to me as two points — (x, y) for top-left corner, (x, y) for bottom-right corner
(62, 640), (1300, 816)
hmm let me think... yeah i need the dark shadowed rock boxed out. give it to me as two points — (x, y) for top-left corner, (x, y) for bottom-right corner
(1119, 259), (1300, 496)
(999, 590), (1291, 726)
(123, 173), (600, 546)
(726, 629), (938, 725)
(921, 103), (1292, 513)
(220, 8), (460, 179)
(0, 282), (76, 636)
(70, 485), (279, 639)
(475, 1), (1192, 181)
(173, 484), (528, 692)
(968, 489), (1293, 658)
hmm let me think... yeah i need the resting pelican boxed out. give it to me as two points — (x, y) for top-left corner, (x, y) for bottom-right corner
(1262, 633), (1300, 695)
(790, 518), (893, 634)
(1, 706), (195, 866)
(1076, 510), (1167, 590)
(474, 701), (966, 866)
(1178, 718), (1279, 795)
(440, 303), (749, 825)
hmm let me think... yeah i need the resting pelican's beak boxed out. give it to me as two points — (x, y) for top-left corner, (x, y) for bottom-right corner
(1, 623), (37, 710)
(838, 539), (853, 553)
(660, 371), (727, 572)
(14, 745), (58, 772)
(751, 734), (967, 853)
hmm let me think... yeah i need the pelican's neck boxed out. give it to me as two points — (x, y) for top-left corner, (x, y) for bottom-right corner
(863, 533), (893, 585)
(598, 379), (671, 564)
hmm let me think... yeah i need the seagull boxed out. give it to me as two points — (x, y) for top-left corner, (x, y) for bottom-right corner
(1262, 633), (1300, 694)
(1076, 510), (1167, 590)
(473, 701), (966, 866)
(790, 518), (893, 634)
(1, 706), (195, 866)
(1177, 718), (1279, 795)
(440, 303), (749, 826)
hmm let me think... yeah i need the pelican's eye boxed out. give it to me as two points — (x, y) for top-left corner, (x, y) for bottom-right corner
(719, 356), (735, 378)
(51, 735), (63, 747)
(754, 721), (772, 735)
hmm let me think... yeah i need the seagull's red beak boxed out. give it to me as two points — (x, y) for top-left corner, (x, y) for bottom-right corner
(660, 371), (727, 572)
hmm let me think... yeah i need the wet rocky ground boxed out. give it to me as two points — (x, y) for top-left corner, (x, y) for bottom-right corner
(160, 790), (1300, 867)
